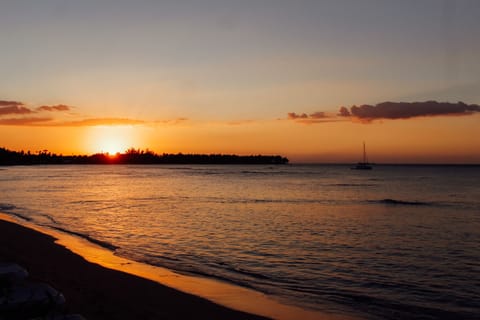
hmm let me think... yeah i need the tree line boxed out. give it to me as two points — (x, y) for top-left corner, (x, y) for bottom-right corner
(0, 147), (289, 165)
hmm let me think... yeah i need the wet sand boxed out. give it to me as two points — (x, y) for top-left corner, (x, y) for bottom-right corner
(0, 213), (351, 320)
(0, 218), (269, 320)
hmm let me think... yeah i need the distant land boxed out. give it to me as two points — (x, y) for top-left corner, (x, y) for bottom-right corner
(0, 147), (289, 165)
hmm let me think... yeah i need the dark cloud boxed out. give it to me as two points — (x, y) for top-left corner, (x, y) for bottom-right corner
(36, 104), (71, 112)
(0, 100), (71, 116)
(288, 112), (309, 119)
(287, 111), (338, 124)
(338, 101), (480, 122)
(0, 106), (33, 115)
(337, 106), (351, 117)
(0, 100), (24, 107)
(288, 112), (329, 120)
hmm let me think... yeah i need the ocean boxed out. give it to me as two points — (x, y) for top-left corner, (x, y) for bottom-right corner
(1, 164), (479, 319)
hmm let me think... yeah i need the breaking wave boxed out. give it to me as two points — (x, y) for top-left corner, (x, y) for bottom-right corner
(370, 199), (436, 206)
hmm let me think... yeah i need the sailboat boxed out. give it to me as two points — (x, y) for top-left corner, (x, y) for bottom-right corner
(352, 142), (372, 170)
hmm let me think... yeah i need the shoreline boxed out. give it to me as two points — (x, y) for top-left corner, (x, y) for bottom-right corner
(0, 213), (343, 320)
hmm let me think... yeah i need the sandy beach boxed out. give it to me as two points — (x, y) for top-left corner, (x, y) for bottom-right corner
(0, 218), (270, 320)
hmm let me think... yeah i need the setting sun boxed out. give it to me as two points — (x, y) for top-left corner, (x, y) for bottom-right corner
(86, 126), (138, 155)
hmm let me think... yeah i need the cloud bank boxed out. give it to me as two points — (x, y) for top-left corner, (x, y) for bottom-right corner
(338, 101), (480, 121)
(288, 101), (480, 124)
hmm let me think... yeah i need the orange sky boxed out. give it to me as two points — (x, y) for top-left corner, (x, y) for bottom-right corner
(1, 111), (479, 163)
(1, 1), (479, 163)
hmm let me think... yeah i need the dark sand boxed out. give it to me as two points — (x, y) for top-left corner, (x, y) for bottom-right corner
(0, 219), (270, 320)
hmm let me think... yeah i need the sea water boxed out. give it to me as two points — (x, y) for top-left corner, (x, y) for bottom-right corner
(0, 164), (479, 319)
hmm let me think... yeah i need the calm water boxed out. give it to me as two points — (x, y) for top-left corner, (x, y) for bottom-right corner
(1, 164), (479, 319)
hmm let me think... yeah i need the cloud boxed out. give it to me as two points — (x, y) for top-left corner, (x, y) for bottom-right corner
(288, 112), (309, 119)
(0, 100), (24, 107)
(0, 115), (145, 127)
(0, 100), (72, 116)
(337, 106), (351, 117)
(0, 117), (52, 126)
(0, 106), (34, 115)
(338, 101), (480, 122)
(153, 118), (189, 125)
(36, 104), (71, 112)
(289, 101), (480, 125)
(0, 98), (145, 127)
(52, 118), (146, 127)
(309, 112), (327, 119)
(0, 98), (189, 128)
(287, 111), (339, 124)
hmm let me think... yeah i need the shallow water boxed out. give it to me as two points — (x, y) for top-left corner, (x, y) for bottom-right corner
(1, 164), (479, 319)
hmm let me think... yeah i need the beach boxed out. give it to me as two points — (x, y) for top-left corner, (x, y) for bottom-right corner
(0, 218), (270, 320)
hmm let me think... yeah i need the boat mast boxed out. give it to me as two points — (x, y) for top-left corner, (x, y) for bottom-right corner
(363, 142), (367, 163)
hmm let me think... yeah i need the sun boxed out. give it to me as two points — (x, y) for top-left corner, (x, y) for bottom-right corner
(87, 126), (137, 155)
(99, 139), (124, 155)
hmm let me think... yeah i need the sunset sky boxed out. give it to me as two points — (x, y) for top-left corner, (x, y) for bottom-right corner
(1, 0), (479, 163)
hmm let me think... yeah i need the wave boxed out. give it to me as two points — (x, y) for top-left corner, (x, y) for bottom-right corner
(1, 206), (118, 252)
(367, 198), (480, 210)
(197, 196), (344, 205)
(125, 251), (276, 293)
(6, 211), (33, 221)
(370, 199), (435, 206)
(129, 250), (480, 320)
(39, 213), (58, 224)
(0, 204), (34, 222)
(0, 203), (17, 211)
(48, 226), (118, 251)
(221, 264), (273, 281)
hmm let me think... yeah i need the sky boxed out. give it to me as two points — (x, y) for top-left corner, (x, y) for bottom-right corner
(1, 0), (479, 163)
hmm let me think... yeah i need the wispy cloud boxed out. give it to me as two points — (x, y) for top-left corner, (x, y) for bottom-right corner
(56, 118), (146, 127)
(36, 104), (71, 112)
(225, 119), (255, 126)
(0, 117), (146, 127)
(0, 117), (53, 126)
(153, 117), (189, 125)
(338, 101), (480, 122)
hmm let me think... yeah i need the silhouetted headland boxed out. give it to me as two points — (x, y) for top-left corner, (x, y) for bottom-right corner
(0, 147), (289, 165)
